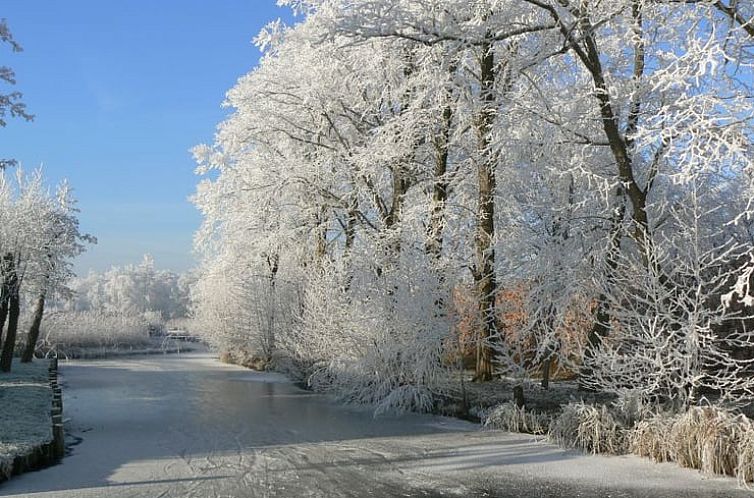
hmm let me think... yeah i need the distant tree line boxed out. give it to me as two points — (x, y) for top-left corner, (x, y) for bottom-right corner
(60, 255), (193, 320)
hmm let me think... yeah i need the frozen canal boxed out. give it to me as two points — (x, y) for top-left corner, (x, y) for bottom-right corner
(0, 353), (749, 497)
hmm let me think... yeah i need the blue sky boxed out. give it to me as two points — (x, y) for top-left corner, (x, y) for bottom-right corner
(1, 1), (293, 274)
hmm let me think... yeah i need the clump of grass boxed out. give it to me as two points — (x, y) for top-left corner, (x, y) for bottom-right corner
(549, 402), (627, 454)
(481, 393), (754, 490)
(735, 426), (754, 485)
(483, 401), (550, 435)
(479, 395), (754, 489)
(668, 406), (749, 477)
(629, 414), (674, 462)
(669, 407), (709, 471)
(625, 405), (754, 484)
(218, 349), (270, 371)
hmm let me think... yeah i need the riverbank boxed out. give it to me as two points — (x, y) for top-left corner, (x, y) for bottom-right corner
(224, 352), (754, 491)
(434, 375), (614, 422)
(0, 359), (63, 482)
(41, 337), (204, 360)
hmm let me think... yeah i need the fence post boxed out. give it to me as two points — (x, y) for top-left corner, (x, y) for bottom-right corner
(49, 357), (64, 461)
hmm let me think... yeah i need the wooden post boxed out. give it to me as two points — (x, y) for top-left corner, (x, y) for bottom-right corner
(52, 422), (65, 460)
(50, 356), (64, 461)
(53, 388), (62, 411)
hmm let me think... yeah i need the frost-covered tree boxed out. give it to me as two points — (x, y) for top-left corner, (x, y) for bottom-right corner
(0, 19), (32, 169)
(21, 181), (94, 363)
(0, 169), (90, 371)
(193, 8), (470, 411)
(63, 256), (191, 320)
(192, 0), (754, 415)
(503, 0), (754, 407)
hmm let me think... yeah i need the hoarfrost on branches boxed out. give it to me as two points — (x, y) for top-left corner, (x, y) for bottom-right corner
(191, 0), (754, 415)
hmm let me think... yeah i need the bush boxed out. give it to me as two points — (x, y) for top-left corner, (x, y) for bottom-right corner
(625, 406), (754, 484)
(218, 349), (270, 371)
(629, 414), (674, 462)
(483, 402), (550, 435)
(143, 311), (166, 337)
(284, 257), (452, 416)
(668, 407), (750, 477)
(736, 425), (754, 485)
(549, 402), (627, 455)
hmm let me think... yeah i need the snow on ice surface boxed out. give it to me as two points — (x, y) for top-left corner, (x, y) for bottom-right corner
(0, 353), (748, 498)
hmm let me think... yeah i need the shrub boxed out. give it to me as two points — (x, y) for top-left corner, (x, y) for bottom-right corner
(629, 414), (674, 462)
(549, 402), (627, 455)
(483, 401), (550, 435)
(626, 406), (754, 484)
(668, 407), (749, 477)
(736, 426), (754, 485)
(218, 349), (270, 371)
(143, 311), (166, 337)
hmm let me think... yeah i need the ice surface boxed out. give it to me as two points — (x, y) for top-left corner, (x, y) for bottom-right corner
(0, 353), (748, 497)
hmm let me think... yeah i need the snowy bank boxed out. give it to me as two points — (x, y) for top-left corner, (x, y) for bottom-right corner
(42, 337), (203, 360)
(0, 359), (64, 482)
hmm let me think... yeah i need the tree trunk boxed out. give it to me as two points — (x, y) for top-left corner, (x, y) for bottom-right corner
(513, 384), (525, 408)
(541, 356), (553, 390)
(344, 209), (357, 256)
(0, 266), (20, 373)
(264, 253), (279, 360)
(576, 7), (654, 270)
(340, 207), (358, 294)
(314, 208), (329, 264)
(0, 284), (8, 353)
(473, 40), (498, 382)
(21, 292), (46, 363)
(426, 101), (453, 261)
(426, 92), (454, 329)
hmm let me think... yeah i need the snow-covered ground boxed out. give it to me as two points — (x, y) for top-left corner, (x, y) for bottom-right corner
(0, 361), (52, 479)
(0, 353), (748, 498)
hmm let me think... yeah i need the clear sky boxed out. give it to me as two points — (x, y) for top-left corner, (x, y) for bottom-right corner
(1, 1), (293, 274)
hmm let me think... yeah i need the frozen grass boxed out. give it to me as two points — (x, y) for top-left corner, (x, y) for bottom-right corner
(671, 407), (740, 476)
(483, 398), (754, 489)
(622, 407), (752, 480)
(548, 402), (627, 455)
(35, 311), (152, 359)
(632, 407), (754, 482)
(0, 361), (52, 479)
(483, 401), (550, 435)
(218, 349), (270, 371)
(629, 413), (674, 463)
(736, 424), (754, 485)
